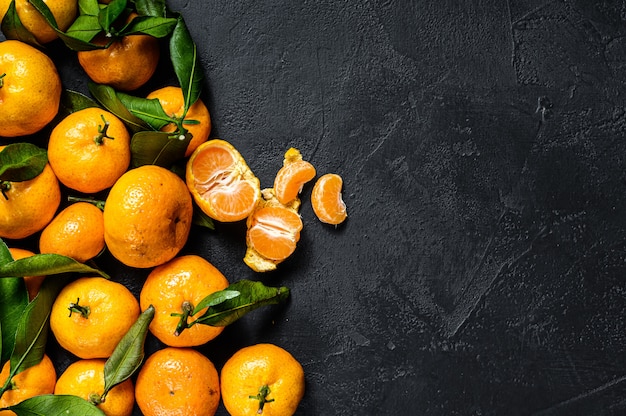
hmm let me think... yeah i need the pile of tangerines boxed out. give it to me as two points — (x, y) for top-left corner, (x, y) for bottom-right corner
(0, 0), (347, 415)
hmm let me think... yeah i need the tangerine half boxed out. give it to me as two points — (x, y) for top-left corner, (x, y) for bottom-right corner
(186, 139), (261, 222)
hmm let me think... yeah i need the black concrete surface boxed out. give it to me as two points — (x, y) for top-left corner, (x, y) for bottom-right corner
(7, 1), (626, 415)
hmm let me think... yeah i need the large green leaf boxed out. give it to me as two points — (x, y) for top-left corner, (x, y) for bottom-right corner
(98, 0), (127, 34)
(6, 394), (105, 415)
(135, 0), (167, 17)
(130, 131), (190, 168)
(88, 83), (152, 133)
(0, 143), (47, 183)
(64, 15), (102, 43)
(121, 15), (177, 37)
(0, 241), (28, 368)
(1, 0), (40, 45)
(169, 14), (203, 113)
(116, 92), (171, 130)
(0, 253), (109, 279)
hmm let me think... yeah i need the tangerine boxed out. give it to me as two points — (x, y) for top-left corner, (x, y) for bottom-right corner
(7, 247), (44, 301)
(146, 86), (212, 157)
(0, 354), (56, 416)
(0, 148), (61, 240)
(49, 277), (140, 359)
(311, 173), (347, 225)
(39, 202), (105, 263)
(77, 14), (160, 91)
(221, 343), (305, 416)
(186, 139), (261, 222)
(103, 165), (193, 268)
(0, 0), (77, 44)
(48, 107), (131, 194)
(139, 255), (229, 347)
(135, 347), (220, 416)
(54, 359), (135, 416)
(0, 40), (62, 137)
(273, 147), (316, 205)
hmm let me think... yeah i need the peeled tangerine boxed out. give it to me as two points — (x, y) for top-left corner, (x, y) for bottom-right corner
(244, 188), (303, 273)
(186, 139), (261, 222)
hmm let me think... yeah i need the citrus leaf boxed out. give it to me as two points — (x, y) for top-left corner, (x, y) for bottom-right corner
(135, 0), (167, 17)
(193, 290), (240, 314)
(116, 92), (171, 130)
(194, 280), (290, 327)
(1, 0), (40, 45)
(9, 276), (67, 376)
(98, 0), (127, 34)
(0, 143), (47, 183)
(6, 394), (105, 416)
(78, 0), (100, 16)
(0, 241), (28, 368)
(59, 89), (100, 116)
(170, 14), (203, 112)
(130, 131), (190, 168)
(102, 305), (154, 399)
(88, 83), (152, 133)
(192, 205), (215, 230)
(0, 253), (109, 279)
(120, 15), (177, 37)
(64, 15), (102, 43)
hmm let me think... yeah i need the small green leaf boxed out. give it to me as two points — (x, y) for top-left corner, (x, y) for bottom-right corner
(116, 93), (171, 130)
(102, 305), (154, 400)
(88, 83), (152, 133)
(0, 241), (28, 368)
(130, 131), (190, 168)
(170, 14), (203, 112)
(192, 206), (215, 230)
(135, 0), (167, 17)
(0, 0), (40, 47)
(59, 89), (100, 116)
(78, 0), (100, 16)
(193, 290), (240, 314)
(194, 280), (290, 327)
(65, 15), (103, 43)
(0, 143), (48, 183)
(98, 0), (127, 34)
(6, 394), (105, 416)
(0, 253), (109, 279)
(121, 15), (177, 38)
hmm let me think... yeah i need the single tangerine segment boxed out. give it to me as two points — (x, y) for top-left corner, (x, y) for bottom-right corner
(186, 139), (261, 222)
(273, 148), (316, 205)
(311, 173), (347, 225)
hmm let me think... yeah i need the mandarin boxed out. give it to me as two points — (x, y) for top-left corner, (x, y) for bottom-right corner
(0, 354), (56, 416)
(0, 40), (61, 137)
(135, 347), (220, 416)
(7, 247), (44, 301)
(49, 277), (140, 359)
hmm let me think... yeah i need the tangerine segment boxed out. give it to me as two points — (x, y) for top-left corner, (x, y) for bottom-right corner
(273, 148), (316, 205)
(247, 206), (303, 261)
(186, 139), (261, 222)
(311, 173), (347, 225)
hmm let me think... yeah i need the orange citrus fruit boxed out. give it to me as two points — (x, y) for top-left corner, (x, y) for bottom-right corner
(311, 173), (347, 225)
(244, 188), (302, 272)
(186, 139), (261, 222)
(103, 165), (193, 268)
(139, 254), (229, 347)
(273, 148), (316, 205)
(0, 40), (62, 137)
(0, 354), (56, 416)
(0, 148), (61, 240)
(77, 14), (160, 91)
(135, 347), (220, 416)
(7, 247), (45, 301)
(0, 0), (77, 44)
(48, 107), (131, 194)
(146, 86), (212, 157)
(221, 343), (305, 416)
(54, 359), (135, 416)
(50, 277), (140, 359)
(39, 202), (105, 263)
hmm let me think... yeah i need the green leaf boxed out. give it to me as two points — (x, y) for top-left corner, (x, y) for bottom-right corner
(130, 131), (190, 168)
(98, 0), (127, 34)
(9, 276), (67, 376)
(6, 394), (105, 416)
(0, 143), (47, 183)
(65, 15), (103, 43)
(170, 14), (203, 113)
(88, 83), (152, 133)
(102, 305), (154, 399)
(193, 290), (240, 314)
(120, 15), (177, 37)
(135, 0), (167, 17)
(194, 280), (290, 327)
(0, 241), (28, 368)
(0, 254), (109, 279)
(192, 206), (215, 230)
(78, 0), (100, 16)
(116, 93), (171, 130)
(0, 0), (40, 46)
(59, 89), (100, 118)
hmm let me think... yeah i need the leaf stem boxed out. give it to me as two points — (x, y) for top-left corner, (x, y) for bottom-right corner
(67, 195), (105, 210)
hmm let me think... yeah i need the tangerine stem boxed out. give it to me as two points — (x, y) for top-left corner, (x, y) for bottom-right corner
(67, 195), (105, 210)
(0, 73), (5, 88)
(0, 181), (10, 200)
(249, 384), (274, 414)
(94, 114), (114, 145)
(172, 301), (194, 336)
(68, 298), (90, 319)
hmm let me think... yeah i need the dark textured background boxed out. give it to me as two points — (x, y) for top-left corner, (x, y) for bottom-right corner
(7, 0), (626, 415)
